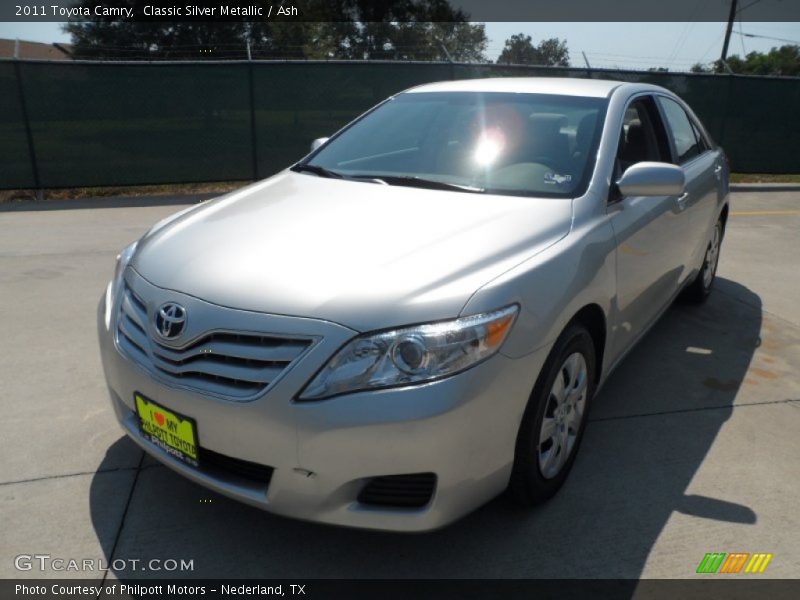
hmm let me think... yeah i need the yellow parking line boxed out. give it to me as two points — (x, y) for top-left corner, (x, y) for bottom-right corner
(730, 210), (800, 216)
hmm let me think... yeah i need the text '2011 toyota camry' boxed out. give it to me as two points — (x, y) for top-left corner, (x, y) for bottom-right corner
(98, 77), (729, 532)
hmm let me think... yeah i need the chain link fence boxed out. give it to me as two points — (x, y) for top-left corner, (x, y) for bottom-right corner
(2, 59), (799, 190)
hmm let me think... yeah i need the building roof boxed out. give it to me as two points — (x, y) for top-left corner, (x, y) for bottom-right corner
(0, 39), (73, 60)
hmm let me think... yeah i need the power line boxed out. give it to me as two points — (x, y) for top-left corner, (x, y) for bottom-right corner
(738, 17), (746, 55)
(737, 32), (800, 45)
(666, 2), (703, 69)
(59, 39), (753, 73)
(720, 0), (739, 66)
(697, 32), (726, 64)
(736, 0), (763, 14)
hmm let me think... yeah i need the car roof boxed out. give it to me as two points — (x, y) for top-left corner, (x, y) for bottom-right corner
(405, 77), (644, 98)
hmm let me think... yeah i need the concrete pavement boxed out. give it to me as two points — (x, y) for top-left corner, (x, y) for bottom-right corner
(1, 190), (798, 580)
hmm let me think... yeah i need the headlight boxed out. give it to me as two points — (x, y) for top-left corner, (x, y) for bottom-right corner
(299, 305), (518, 400)
(103, 241), (137, 329)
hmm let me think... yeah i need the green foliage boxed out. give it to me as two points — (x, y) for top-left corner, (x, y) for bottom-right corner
(496, 34), (570, 67)
(65, 0), (487, 62)
(65, 0), (254, 59)
(690, 45), (800, 76)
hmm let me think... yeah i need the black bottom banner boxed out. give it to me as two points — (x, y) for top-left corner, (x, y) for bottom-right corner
(3, 579), (800, 600)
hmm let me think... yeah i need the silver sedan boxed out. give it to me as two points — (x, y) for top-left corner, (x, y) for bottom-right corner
(97, 77), (729, 531)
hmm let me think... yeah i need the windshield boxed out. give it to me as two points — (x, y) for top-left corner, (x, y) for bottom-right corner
(300, 91), (608, 198)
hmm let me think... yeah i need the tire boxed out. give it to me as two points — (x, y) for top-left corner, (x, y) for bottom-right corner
(683, 217), (723, 303)
(508, 323), (596, 506)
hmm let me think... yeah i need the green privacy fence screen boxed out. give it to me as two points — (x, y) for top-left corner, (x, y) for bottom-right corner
(2, 59), (799, 189)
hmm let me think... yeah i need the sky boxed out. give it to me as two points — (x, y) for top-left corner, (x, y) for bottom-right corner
(1, 21), (798, 70)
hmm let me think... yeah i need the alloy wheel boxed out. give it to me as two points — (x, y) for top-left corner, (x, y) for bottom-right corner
(703, 222), (722, 289)
(538, 352), (588, 479)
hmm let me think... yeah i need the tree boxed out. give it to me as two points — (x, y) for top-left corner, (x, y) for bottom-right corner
(497, 34), (570, 67)
(535, 37), (570, 67)
(690, 45), (800, 76)
(729, 44), (800, 76)
(310, 1), (487, 61)
(65, 0), (487, 62)
(65, 1), (255, 60)
(497, 34), (538, 65)
(380, 22), (487, 62)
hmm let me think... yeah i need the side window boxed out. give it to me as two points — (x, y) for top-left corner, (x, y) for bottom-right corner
(657, 97), (702, 164)
(690, 119), (710, 153)
(616, 97), (670, 175)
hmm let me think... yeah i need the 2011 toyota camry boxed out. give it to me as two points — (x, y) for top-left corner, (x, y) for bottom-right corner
(98, 78), (729, 531)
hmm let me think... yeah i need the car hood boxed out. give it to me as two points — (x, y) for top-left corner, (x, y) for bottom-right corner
(132, 171), (572, 332)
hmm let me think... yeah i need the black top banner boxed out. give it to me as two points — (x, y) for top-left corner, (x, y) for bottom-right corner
(3, 0), (800, 23)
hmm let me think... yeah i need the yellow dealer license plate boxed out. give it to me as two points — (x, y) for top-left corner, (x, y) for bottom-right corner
(135, 393), (199, 467)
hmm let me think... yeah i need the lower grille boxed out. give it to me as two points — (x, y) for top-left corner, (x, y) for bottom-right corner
(198, 447), (274, 485)
(358, 473), (437, 508)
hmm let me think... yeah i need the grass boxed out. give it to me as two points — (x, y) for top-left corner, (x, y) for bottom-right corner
(729, 173), (800, 184)
(0, 181), (248, 204)
(2, 173), (799, 204)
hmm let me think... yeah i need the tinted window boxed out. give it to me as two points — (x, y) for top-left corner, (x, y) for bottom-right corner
(340, 98), (439, 157)
(304, 92), (608, 198)
(690, 119), (710, 152)
(657, 97), (702, 163)
(617, 99), (670, 173)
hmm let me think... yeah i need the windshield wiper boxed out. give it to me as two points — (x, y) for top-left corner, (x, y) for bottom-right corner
(349, 174), (484, 193)
(291, 164), (344, 179)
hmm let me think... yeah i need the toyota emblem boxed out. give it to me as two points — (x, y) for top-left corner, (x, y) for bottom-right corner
(155, 302), (187, 339)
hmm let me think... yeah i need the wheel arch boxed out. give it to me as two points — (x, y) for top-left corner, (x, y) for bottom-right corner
(567, 303), (607, 384)
(720, 202), (730, 237)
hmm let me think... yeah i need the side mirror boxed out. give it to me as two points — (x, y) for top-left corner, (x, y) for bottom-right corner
(310, 137), (329, 152)
(616, 162), (685, 197)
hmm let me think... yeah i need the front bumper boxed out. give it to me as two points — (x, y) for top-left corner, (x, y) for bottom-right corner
(97, 278), (547, 532)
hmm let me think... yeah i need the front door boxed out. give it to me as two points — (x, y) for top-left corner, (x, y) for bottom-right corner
(607, 95), (693, 360)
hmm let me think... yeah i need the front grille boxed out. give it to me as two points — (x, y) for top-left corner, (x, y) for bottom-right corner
(198, 447), (274, 484)
(358, 473), (437, 509)
(116, 280), (312, 400)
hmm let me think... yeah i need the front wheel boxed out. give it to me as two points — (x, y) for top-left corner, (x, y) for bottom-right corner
(508, 323), (596, 505)
(684, 217), (723, 303)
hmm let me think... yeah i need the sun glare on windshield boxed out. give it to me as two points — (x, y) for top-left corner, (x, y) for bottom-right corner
(304, 91), (608, 198)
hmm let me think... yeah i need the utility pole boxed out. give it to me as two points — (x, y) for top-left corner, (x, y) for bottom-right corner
(719, 0), (738, 69)
(245, 23), (252, 61)
(437, 40), (452, 63)
(581, 51), (591, 69)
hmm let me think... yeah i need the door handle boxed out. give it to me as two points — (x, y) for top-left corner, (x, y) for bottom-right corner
(714, 165), (723, 179)
(676, 192), (690, 210)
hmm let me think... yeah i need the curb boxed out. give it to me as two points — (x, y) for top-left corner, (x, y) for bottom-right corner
(731, 183), (800, 192)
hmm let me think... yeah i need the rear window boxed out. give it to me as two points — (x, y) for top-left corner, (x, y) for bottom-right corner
(657, 96), (703, 164)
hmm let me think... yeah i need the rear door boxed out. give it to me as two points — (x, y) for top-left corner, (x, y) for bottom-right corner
(655, 95), (722, 274)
